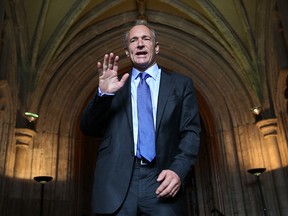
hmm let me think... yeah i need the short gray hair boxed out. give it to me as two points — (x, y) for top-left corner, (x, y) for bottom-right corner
(124, 20), (157, 48)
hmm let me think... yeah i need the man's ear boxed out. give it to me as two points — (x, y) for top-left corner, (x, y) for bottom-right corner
(155, 42), (160, 54)
(125, 50), (129, 57)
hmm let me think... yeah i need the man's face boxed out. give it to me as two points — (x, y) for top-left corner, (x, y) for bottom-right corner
(125, 25), (159, 71)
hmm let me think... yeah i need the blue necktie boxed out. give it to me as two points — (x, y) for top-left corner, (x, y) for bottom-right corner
(136, 72), (156, 162)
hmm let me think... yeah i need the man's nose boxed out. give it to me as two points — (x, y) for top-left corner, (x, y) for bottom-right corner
(137, 39), (144, 47)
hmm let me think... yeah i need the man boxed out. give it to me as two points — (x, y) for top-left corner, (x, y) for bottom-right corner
(80, 20), (201, 216)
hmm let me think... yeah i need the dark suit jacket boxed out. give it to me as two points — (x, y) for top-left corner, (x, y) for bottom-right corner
(80, 68), (201, 214)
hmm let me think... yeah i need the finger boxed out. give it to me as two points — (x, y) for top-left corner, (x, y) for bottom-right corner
(171, 186), (180, 197)
(158, 181), (179, 198)
(157, 176), (180, 196)
(113, 55), (119, 72)
(156, 178), (170, 195)
(103, 54), (109, 70)
(157, 180), (174, 197)
(97, 62), (103, 75)
(167, 182), (180, 197)
(108, 53), (115, 70)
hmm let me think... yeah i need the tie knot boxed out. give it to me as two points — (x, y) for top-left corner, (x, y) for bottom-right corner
(139, 72), (150, 81)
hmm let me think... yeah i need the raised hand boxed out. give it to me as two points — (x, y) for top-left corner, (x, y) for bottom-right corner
(97, 53), (129, 94)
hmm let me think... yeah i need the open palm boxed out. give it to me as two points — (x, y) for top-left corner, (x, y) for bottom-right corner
(98, 53), (129, 94)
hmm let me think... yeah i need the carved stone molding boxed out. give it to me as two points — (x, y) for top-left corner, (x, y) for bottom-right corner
(256, 118), (278, 138)
(15, 128), (36, 146)
(137, 0), (147, 20)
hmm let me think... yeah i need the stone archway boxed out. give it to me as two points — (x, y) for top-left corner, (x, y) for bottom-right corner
(32, 12), (259, 215)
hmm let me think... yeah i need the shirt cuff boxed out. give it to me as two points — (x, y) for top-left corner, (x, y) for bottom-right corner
(98, 87), (115, 97)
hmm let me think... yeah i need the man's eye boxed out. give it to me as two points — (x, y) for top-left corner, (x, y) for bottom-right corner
(144, 37), (151, 41)
(130, 39), (137, 43)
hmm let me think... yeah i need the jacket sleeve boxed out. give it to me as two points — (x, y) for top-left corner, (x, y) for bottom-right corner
(80, 89), (114, 137)
(168, 78), (201, 182)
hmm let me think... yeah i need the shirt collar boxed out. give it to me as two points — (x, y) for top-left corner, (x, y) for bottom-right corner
(132, 64), (159, 81)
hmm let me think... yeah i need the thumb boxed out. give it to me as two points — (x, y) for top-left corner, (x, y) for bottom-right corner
(157, 170), (166, 182)
(119, 73), (129, 86)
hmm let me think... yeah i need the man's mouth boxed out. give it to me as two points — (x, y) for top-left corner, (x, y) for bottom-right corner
(136, 51), (148, 56)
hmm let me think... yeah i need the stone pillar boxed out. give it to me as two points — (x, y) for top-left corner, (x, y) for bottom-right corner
(256, 118), (288, 214)
(14, 128), (36, 179)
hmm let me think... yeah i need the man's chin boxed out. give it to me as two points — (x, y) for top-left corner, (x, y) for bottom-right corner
(134, 62), (149, 70)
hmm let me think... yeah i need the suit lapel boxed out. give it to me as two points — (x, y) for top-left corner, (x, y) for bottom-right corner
(156, 69), (173, 133)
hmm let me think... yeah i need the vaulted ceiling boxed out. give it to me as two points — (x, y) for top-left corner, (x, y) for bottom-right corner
(23, 0), (258, 56)
(4, 0), (282, 127)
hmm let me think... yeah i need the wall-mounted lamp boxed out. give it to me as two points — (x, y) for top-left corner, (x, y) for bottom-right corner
(34, 176), (53, 184)
(247, 168), (267, 215)
(34, 176), (53, 216)
(24, 112), (39, 122)
(250, 106), (262, 115)
(250, 106), (263, 122)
